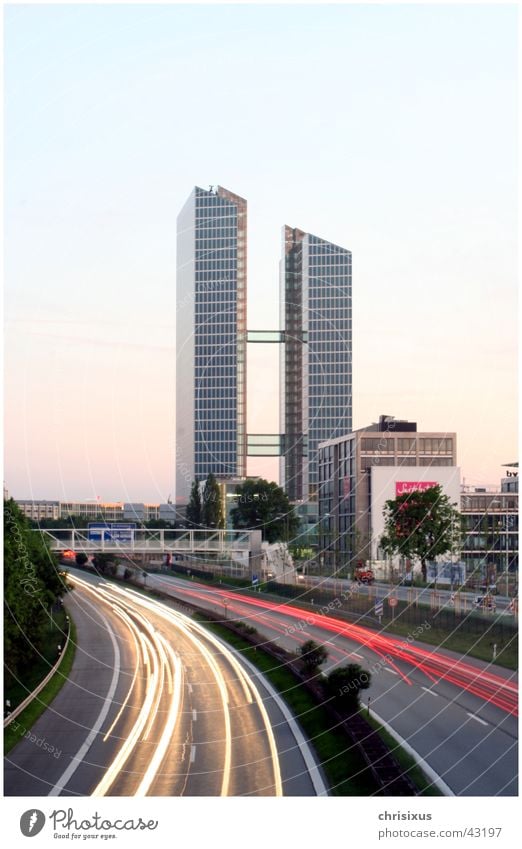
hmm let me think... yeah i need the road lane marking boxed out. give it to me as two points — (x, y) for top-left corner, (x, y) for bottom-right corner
(421, 687), (439, 696)
(48, 589), (121, 797)
(101, 583), (233, 794)
(92, 627), (160, 796)
(187, 683), (193, 694)
(384, 668), (398, 675)
(368, 707), (455, 796)
(190, 745), (196, 763)
(236, 652), (328, 797)
(102, 607), (141, 741)
(350, 652), (364, 660)
(467, 712), (488, 726)
(192, 709), (197, 721)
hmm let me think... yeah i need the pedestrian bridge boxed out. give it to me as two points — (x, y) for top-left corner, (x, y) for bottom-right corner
(38, 528), (262, 559)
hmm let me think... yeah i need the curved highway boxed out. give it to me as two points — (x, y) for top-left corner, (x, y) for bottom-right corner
(4, 574), (326, 797)
(144, 571), (518, 797)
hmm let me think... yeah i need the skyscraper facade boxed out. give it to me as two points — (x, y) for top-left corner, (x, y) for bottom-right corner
(176, 186), (247, 503)
(280, 227), (352, 504)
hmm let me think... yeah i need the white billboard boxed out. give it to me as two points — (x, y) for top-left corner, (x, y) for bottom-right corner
(370, 466), (461, 562)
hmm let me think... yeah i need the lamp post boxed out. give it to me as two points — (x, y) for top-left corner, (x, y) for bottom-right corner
(276, 512), (291, 584)
(486, 499), (501, 592)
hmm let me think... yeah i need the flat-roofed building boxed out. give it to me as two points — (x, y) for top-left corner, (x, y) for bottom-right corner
(318, 415), (458, 574)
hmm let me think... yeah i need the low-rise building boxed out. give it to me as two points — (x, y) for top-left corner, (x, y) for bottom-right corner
(16, 499), (61, 522)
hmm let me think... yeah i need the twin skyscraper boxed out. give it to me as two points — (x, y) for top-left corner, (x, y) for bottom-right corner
(175, 185), (352, 511)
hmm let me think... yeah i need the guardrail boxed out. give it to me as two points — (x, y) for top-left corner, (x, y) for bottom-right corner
(4, 614), (71, 728)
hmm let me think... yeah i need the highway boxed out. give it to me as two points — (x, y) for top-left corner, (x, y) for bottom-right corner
(144, 572), (518, 797)
(4, 573), (326, 797)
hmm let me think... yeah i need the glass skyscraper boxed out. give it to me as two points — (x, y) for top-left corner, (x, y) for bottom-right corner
(280, 226), (352, 504)
(176, 186), (247, 502)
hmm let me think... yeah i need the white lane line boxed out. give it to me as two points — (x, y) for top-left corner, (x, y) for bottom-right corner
(350, 652), (364, 660)
(187, 683), (193, 694)
(368, 707), (455, 796)
(421, 687), (439, 697)
(190, 745), (196, 763)
(384, 668), (398, 675)
(467, 712), (488, 727)
(192, 709), (197, 721)
(48, 592), (121, 796)
(234, 653), (328, 797)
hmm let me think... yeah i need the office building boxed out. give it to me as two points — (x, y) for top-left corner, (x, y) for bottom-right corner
(318, 415), (459, 573)
(461, 474), (518, 583)
(176, 186), (247, 503)
(280, 226), (352, 505)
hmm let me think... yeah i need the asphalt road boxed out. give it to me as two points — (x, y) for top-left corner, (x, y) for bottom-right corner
(144, 572), (518, 797)
(4, 574), (326, 797)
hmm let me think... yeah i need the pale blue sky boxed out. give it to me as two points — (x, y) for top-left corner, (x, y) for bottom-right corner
(4, 3), (518, 501)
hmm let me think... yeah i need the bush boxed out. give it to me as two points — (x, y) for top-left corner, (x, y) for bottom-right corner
(123, 568), (133, 581)
(299, 639), (329, 674)
(326, 664), (372, 711)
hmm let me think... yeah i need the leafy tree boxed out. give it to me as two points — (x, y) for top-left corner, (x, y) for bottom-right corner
(75, 552), (88, 567)
(4, 499), (64, 683)
(91, 552), (116, 575)
(202, 473), (224, 529)
(230, 478), (299, 543)
(299, 639), (329, 674)
(326, 664), (371, 710)
(186, 480), (202, 528)
(380, 484), (462, 582)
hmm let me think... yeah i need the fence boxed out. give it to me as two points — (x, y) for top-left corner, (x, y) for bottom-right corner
(263, 580), (518, 643)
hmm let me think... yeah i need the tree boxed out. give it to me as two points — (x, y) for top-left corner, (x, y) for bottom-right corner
(326, 664), (371, 711)
(230, 478), (300, 543)
(186, 480), (202, 528)
(75, 552), (88, 567)
(202, 473), (224, 529)
(298, 639), (329, 674)
(380, 484), (462, 582)
(4, 499), (64, 683)
(91, 552), (116, 575)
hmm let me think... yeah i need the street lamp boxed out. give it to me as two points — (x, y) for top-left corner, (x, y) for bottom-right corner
(486, 499), (501, 591)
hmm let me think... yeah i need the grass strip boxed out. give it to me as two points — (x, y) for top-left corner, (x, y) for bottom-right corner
(4, 614), (77, 755)
(361, 710), (442, 796)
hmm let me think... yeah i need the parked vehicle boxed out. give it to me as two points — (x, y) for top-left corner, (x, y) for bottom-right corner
(354, 562), (375, 585)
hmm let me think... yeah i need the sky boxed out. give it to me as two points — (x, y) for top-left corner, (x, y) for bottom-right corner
(3, 2), (518, 503)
